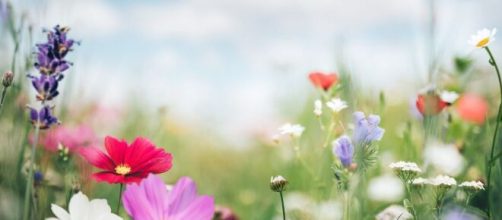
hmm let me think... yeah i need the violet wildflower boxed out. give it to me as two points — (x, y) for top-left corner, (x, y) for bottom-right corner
(353, 111), (385, 144)
(332, 135), (354, 167)
(28, 105), (58, 129)
(122, 174), (214, 220)
(23, 25), (77, 220)
(34, 25), (75, 75)
(28, 74), (62, 101)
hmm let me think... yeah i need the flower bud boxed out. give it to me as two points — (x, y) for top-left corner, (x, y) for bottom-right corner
(2, 71), (13, 87)
(270, 175), (288, 192)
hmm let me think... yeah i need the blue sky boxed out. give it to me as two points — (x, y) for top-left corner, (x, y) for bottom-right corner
(9, 0), (502, 144)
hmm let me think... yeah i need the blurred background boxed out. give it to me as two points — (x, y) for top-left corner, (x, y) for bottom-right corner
(4, 0), (502, 146)
(1, 0), (502, 219)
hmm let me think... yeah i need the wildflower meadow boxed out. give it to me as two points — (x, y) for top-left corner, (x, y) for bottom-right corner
(1, 1), (502, 220)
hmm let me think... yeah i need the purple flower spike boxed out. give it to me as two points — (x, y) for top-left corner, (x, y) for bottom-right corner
(28, 74), (62, 101)
(29, 105), (59, 129)
(333, 135), (354, 167)
(123, 174), (215, 220)
(443, 208), (482, 220)
(34, 25), (76, 75)
(353, 111), (385, 144)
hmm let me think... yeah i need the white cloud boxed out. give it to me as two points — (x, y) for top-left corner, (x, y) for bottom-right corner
(130, 3), (236, 40)
(26, 0), (121, 38)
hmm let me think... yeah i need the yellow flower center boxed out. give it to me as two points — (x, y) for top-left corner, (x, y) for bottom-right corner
(115, 164), (131, 175)
(477, 37), (490, 47)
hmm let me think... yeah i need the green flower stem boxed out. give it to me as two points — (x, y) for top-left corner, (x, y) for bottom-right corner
(322, 120), (336, 148)
(484, 46), (502, 219)
(0, 13), (23, 115)
(22, 124), (40, 220)
(279, 191), (286, 220)
(116, 183), (124, 214)
(343, 191), (350, 220)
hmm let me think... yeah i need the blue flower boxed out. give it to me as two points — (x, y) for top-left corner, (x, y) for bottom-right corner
(34, 171), (44, 185)
(28, 74), (63, 101)
(29, 105), (58, 129)
(332, 135), (354, 167)
(353, 111), (385, 144)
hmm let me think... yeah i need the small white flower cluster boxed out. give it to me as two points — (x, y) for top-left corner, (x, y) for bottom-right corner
(429, 175), (457, 187)
(278, 123), (305, 138)
(389, 161), (422, 173)
(410, 175), (457, 187)
(411, 177), (428, 186)
(312, 98), (347, 116)
(459, 180), (485, 191)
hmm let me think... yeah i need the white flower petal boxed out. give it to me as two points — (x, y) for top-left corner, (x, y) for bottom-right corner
(89, 199), (113, 219)
(69, 192), (90, 220)
(50, 204), (70, 220)
(96, 213), (123, 220)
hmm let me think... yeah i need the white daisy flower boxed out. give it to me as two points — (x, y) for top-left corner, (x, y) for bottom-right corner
(46, 191), (122, 220)
(278, 123), (305, 138)
(313, 99), (323, 116)
(389, 161), (422, 173)
(429, 175), (457, 187)
(459, 181), (484, 191)
(440, 91), (459, 104)
(326, 98), (348, 113)
(469, 28), (497, 48)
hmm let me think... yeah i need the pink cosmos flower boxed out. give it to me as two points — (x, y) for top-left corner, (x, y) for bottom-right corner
(122, 174), (214, 220)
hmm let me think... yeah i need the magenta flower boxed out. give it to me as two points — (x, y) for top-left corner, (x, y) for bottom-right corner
(123, 174), (214, 220)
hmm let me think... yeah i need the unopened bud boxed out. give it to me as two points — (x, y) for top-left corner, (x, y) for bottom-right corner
(2, 71), (13, 87)
(270, 175), (288, 192)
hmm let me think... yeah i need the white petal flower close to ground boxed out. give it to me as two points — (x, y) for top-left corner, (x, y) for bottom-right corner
(326, 98), (348, 113)
(368, 174), (404, 202)
(424, 142), (465, 176)
(46, 192), (122, 220)
(469, 28), (496, 48)
(459, 180), (485, 191)
(376, 205), (413, 220)
(278, 123), (305, 138)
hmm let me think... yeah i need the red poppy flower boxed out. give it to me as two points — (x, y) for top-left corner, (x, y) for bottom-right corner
(416, 94), (448, 115)
(456, 93), (488, 125)
(308, 71), (338, 90)
(79, 136), (173, 184)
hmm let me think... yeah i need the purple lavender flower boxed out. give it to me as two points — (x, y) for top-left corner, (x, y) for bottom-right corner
(34, 25), (75, 75)
(29, 105), (58, 129)
(123, 174), (214, 220)
(353, 111), (385, 144)
(28, 74), (62, 101)
(332, 135), (354, 167)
